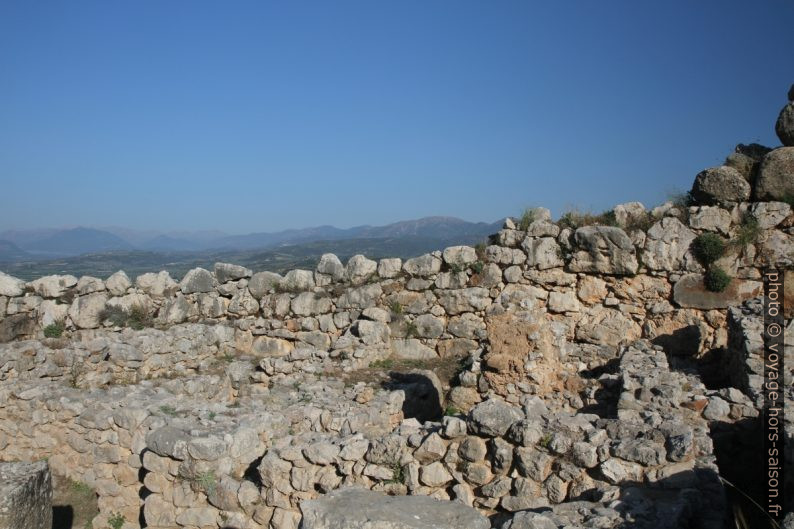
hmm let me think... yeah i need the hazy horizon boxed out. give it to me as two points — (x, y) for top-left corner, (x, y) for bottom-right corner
(2, 1), (793, 233)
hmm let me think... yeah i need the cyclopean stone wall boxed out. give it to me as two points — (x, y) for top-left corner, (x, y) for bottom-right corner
(1, 87), (793, 529)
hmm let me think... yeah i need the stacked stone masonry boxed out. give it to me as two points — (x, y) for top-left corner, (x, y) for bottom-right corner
(2, 97), (794, 529)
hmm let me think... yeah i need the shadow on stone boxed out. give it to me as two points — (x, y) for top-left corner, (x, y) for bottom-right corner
(383, 370), (443, 422)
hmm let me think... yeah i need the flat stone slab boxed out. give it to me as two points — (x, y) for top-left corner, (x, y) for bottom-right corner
(673, 273), (762, 309)
(300, 487), (490, 529)
(0, 461), (52, 529)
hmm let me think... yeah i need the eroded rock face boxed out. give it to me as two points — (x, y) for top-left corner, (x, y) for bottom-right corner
(568, 226), (638, 275)
(0, 461), (52, 529)
(300, 487), (490, 529)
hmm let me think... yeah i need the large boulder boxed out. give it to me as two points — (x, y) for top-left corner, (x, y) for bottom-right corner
(247, 271), (282, 299)
(642, 217), (697, 272)
(403, 253), (442, 277)
(213, 262), (252, 283)
(754, 147), (794, 202)
(180, 268), (215, 294)
(28, 275), (77, 298)
(469, 399), (523, 437)
(105, 270), (132, 296)
(0, 461), (52, 529)
(776, 98), (794, 146)
(136, 271), (178, 297)
(690, 166), (751, 205)
(673, 274), (762, 309)
(279, 269), (315, 292)
(0, 271), (25, 297)
(300, 487), (490, 529)
(568, 226), (638, 275)
(69, 292), (109, 329)
(346, 255), (377, 285)
(316, 253), (345, 281)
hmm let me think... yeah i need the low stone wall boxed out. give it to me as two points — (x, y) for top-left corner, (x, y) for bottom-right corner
(0, 337), (732, 529)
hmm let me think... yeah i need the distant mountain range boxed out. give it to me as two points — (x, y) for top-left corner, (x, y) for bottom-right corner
(0, 216), (504, 279)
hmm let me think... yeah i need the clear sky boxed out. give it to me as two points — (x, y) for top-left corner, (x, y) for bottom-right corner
(1, 1), (792, 233)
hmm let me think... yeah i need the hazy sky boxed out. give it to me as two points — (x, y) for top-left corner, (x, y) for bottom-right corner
(1, 1), (792, 233)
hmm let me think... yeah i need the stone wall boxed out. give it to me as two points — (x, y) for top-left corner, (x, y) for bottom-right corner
(0, 165), (793, 527)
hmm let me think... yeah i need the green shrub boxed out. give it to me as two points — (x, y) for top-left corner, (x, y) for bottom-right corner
(470, 260), (484, 274)
(732, 215), (761, 247)
(517, 208), (536, 231)
(404, 321), (418, 338)
(474, 242), (487, 261)
(691, 233), (726, 266)
(444, 405), (461, 416)
(99, 304), (152, 330)
(782, 193), (794, 209)
(127, 304), (153, 330)
(388, 301), (403, 315)
(557, 208), (617, 230)
(108, 513), (125, 529)
(159, 405), (178, 417)
(194, 470), (217, 495)
(43, 320), (65, 338)
(669, 190), (696, 209)
(704, 266), (731, 292)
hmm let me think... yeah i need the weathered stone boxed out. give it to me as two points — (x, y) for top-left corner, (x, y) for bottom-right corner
(437, 288), (491, 315)
(690, 166), (751, 205)
(346, 255), (377, 285)
(755, 147), (794, 201)
(248, 271), (283, 299)
(522, 237), (564, 270)
(413, 314), (444, 339)
(776, 101), (794, 146)
(0, 272), (26, 297)
(442, 246), (477, 267)
(568, 226), (637, 275)
(28, 275), (77, 298)
(575, 307), (641, 346)
(547, 291), (579, 313)
(135, 271), (177, 297)
(0, 461), (52, 529)
(69, 292), (109, 329)
(301, 487), (490, 529)
(291, 292), (332, 316)
(469, 399), (523, 437)
(214, 262), (252, 283)
(280, 270), (315, 292)
(613, 202), (646, 229)
(643, 217), (696, 272)
(377, 258), (402, 279)
(403, 253), (442, 277)
(105, 270), (132, 295)
(391, 339), (436, 360)
(673, 274), (761, 309)
(180, 267), (215, 294)
(317, 253), (345, 281)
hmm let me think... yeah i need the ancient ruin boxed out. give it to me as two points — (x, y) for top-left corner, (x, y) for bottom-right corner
(1, 87), (793, 528)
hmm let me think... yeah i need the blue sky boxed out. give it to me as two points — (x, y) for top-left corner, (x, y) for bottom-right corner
(1, 1), (792, 233)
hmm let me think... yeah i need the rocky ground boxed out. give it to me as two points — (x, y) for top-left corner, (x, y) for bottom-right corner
(1, 86), (794, 529)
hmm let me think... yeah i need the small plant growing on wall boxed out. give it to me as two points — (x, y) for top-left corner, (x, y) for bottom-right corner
(704, 266), (731, 293)
(108, 513), (125, 529)
(43, 319), (65, 338)
(691, 233), (726, 267)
